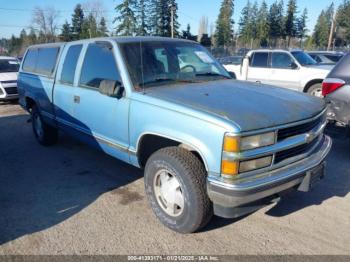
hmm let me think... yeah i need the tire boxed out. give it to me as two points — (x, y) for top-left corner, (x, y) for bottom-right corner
(307, 83), (323, 97)
(31, 105), (58, 146)
(144, 147), (213, 233)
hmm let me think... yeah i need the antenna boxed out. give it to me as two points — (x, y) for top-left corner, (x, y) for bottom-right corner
(140, 40), (145, 94)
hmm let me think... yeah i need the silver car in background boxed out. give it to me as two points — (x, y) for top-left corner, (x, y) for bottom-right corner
(0, 56), (20, 101)
(323, 52), (350, 128)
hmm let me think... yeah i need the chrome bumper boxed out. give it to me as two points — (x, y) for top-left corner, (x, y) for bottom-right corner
(207, 135), (332, 211)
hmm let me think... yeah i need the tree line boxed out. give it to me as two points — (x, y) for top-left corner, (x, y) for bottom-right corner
(1, 0), (350, 57)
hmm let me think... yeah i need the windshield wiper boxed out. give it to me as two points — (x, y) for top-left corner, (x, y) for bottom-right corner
(195, 72), (231, 79)
(140, 78), (198, 87)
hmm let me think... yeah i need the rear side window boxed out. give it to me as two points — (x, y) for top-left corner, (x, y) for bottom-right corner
(36, 47), (59, 76)
(324, 55), (342, 63)
(22, 49), (38, 72)
(22, 47), (59, 76)
(80, 42), (121, 89)
(251, 52), (269, 68)
(60, 45), (83, 85)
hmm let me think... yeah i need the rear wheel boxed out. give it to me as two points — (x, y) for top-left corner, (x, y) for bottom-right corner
(144, 147), (213, 233)
(307, 83), (323, 97)
(31, 105), (58, 146)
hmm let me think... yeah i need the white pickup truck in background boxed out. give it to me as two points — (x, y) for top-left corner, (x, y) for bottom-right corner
(224, 50), (334, 97)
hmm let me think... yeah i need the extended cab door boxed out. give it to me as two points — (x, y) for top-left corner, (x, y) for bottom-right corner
(54, 44), (83, 127)
(246, 51), (272, 84)
(268, 52), (301, 91)
(72, 41), (130, 162)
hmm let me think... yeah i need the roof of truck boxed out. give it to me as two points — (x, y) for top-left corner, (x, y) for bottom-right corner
(26, 36), (196, 50)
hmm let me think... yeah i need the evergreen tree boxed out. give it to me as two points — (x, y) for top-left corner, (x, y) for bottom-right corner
(135, 0), (148, 35)
(313, 10), (329, 48)
(337, 0), (350, 45)
(155, 0), (180, 37)
(86, 13), (98, 38)
(285, 0), (298, 47)
(71, 4), (85, 40)
(114, 0), (137, 36)
(147, 0), (160, 35)
(256, 0), (269, 47)
(296, 8), (308, 47)
(239, 1), (254, 46)
(60, 21), (72, 42)
(28, 28), (37, 45)
(268, 0), (284, 47)
(215, 0), (234, 47)
(98, 17), (109, 37)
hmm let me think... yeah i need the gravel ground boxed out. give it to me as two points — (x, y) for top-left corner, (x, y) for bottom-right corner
(0, 102), (349, 255)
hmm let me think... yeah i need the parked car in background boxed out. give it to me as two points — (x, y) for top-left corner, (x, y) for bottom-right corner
(308, 51), (344, 65)
(18, 37), (331, 233)
(322, 52), (350, 128)
(217, 56), (243, 67)
(224, 49), (333, 97)
(0, 56), (20, 101)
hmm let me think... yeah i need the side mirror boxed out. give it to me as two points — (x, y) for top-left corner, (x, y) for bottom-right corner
(290, 62), (298, 69)
(228, 72), (236, 79)
(99, 79), (124, 99)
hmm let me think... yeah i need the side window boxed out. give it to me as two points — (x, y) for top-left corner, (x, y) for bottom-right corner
(22, 49), (38, 73)
(60, 45), (83, 85)
(36, 47), (60, 76)
(250, 52), (269, 68)
(80, 42), (121, 89)
(271, 52), (294, 69)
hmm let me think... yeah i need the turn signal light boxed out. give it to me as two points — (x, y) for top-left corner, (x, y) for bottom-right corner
(223, 136), (239, 152)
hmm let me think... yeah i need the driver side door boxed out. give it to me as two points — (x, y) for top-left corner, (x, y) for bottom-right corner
(73, 41), (130, 162)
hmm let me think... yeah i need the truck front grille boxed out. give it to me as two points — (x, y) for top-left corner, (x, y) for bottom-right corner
(274, 136), (322, 164)
(277, 115), (323, 141)
(4, 86), (18, 95)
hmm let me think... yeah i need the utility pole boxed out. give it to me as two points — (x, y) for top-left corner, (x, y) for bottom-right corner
(327, 11), (336, 51)
(169, 3), (175, 38)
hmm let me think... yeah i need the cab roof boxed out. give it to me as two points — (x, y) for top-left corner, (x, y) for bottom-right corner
(26, 36), (196, 50)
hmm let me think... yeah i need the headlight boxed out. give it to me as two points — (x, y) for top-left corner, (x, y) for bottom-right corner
(221, 132), (276, 177)
(223, 132), (275, 152)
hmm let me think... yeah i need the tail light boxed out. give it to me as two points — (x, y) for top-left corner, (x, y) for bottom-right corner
(322, 78), (346, 96)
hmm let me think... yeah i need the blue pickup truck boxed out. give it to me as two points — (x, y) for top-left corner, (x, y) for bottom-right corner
(18, 37), (332, 233)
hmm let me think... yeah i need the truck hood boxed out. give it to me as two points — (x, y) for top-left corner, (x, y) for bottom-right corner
(145, 80), (326, 132)
(0, 72), (18, 82)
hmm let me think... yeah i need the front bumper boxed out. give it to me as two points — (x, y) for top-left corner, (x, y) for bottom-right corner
(207, 135), (332, 218)
(0, 86), (19, 100)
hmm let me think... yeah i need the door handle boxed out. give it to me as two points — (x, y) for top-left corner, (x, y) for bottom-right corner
(74, 95), (80, 104)
(256, 81), (261, 84)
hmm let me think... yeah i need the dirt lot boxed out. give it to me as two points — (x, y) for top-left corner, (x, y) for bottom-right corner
(0, 102), (349, 255)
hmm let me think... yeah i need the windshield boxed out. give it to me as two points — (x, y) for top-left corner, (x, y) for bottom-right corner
(0, 59), (20, 73)
(291, 51), (317, 66)
(119, 41), (230, 89)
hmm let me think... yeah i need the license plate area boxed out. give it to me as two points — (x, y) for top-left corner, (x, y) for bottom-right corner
(298, 162), (326, 192)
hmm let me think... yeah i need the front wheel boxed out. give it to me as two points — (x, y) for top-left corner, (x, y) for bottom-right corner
(144, 147), (213, 233)
(31, 105), (58, 146)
